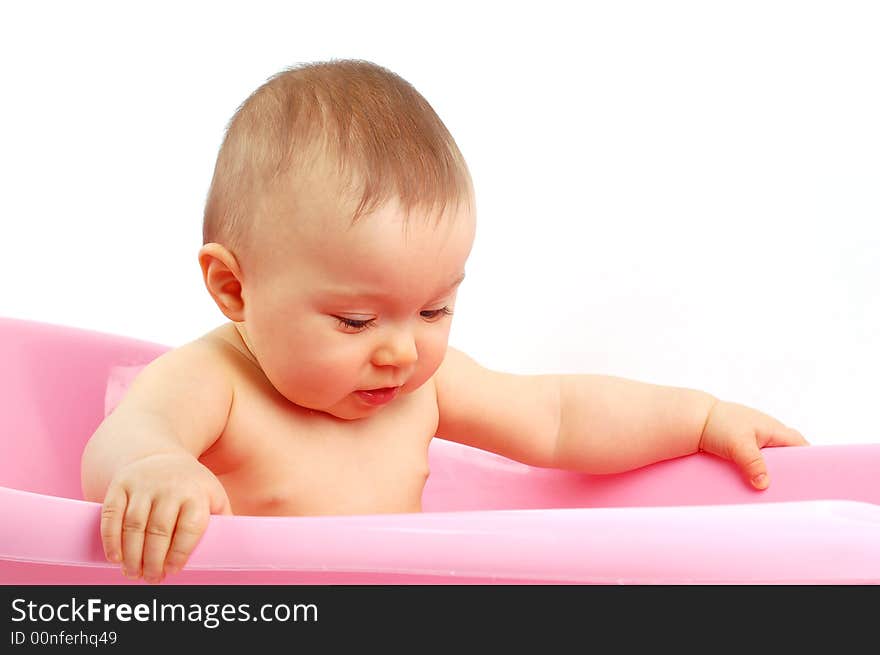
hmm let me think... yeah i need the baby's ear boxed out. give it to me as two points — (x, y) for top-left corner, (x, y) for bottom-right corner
(198, 243), (245, 321)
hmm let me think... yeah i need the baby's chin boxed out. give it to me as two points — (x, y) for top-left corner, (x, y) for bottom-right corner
(281, 392), (390, 421)
(330, 394), (398, 420)
(328, 408), (379, 421)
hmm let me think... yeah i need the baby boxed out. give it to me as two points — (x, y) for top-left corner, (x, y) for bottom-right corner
(81, 59), (809, 584)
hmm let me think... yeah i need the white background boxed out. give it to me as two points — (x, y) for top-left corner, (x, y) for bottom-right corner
(2, 1), (877, 446)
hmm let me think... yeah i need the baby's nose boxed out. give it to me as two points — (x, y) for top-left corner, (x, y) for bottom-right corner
(372, 329), (418, 368)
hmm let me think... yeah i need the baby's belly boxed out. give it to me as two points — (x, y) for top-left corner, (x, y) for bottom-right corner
(222, 475), (427, 516)
(211, 448), (431, 517)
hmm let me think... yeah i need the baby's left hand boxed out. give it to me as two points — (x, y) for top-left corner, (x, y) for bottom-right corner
(698, 400), (810, 489)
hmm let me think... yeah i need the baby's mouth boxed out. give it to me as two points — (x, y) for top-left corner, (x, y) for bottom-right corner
(355, 387), (400, 406)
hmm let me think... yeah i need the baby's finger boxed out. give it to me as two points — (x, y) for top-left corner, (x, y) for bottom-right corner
(100, 486), (127, 564)
(730, 438), (770, 490)
(768, 426), (810, 447)
(141, 499), (181, 584)
(211, 487), (234, 516)
(120, 495), (152, 580)
(163, 499), (210, 576)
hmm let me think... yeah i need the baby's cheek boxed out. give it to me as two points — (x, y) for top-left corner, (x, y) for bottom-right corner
(411, 335), (448, 387)
(306, 344), (362, 391)
(264, 347), (337, 403)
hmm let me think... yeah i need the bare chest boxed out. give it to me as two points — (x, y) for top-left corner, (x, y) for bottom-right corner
(199, 376), (439, 517)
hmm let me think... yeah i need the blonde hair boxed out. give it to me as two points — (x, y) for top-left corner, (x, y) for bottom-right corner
(203, 59), (474, 254)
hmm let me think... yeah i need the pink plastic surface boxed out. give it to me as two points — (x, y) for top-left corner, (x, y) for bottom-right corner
(1, 316), (878, 584)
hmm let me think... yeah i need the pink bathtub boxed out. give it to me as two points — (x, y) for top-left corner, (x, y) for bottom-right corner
(1, 316), (879, 584)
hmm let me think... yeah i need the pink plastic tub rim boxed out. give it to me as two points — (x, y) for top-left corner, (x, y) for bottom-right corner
(1, 317), (878, 584)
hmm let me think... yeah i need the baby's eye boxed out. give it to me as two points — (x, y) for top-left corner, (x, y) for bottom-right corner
(420, 306), (453, 321)
(334, 316), (376, 332)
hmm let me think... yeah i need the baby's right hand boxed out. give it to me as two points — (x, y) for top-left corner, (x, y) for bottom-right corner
(100, 452), (232, 584)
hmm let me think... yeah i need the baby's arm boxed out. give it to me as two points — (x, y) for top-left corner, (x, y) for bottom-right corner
(553, 375), (806, 486)
(81, 340), (234, 583)
(435, 348), (807, 488)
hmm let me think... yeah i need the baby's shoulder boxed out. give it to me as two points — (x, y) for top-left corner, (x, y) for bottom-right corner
(133, 324), (257, 404)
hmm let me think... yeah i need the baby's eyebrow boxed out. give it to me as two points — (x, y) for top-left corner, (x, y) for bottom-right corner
(440, 272), (466, 295)
(323, 272), (465, 301)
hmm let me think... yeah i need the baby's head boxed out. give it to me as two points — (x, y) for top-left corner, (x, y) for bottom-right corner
(199, 60), (476, 419)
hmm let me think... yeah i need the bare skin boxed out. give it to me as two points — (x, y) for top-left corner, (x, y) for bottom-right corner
(199, 323), (435, 517)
